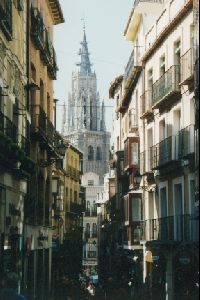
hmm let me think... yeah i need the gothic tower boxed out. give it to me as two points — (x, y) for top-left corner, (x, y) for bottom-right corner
(63, 28), (110, 184)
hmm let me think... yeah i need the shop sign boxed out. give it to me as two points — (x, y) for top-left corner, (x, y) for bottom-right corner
(179, 257), (190, 265)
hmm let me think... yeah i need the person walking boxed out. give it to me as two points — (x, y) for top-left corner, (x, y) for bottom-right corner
(86, 282), (95, 299)
(0, 272), (26, 300)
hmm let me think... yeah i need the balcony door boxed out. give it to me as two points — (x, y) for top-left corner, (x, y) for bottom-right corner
(174, 183), (183, 241)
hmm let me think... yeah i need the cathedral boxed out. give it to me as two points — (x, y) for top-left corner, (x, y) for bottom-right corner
(62, 28), (110, 276)
(62, 28), (110, 184)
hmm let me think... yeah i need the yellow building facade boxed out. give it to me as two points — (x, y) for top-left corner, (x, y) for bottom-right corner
(0, 0), (29, 293)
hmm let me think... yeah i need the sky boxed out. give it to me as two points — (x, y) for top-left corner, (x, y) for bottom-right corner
(54, 0), (134, 135)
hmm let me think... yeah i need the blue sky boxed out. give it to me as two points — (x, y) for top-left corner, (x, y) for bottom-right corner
(54, 0), (134, 134)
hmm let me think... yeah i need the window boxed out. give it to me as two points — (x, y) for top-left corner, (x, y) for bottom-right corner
(131, 143), (139, 165)
(132, 197), (141, 222)
(160, 55), (165, 76)
(88, 146), (94, 161)
(96, 147), (102, 161)
(88, 180), (94, 186)
(174, 40), (181, 65)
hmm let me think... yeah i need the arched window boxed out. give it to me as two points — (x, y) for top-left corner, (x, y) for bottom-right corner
(96, 147), (102, 161)
(88, 146), (94, 161)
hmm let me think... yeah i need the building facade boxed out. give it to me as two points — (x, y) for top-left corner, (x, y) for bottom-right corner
(23, 1), (64, 299)
(51, 142), (85, 297)
(63, 29), (110, 278)
(102, 0), (199, 299)
(0, 0), (30, 293)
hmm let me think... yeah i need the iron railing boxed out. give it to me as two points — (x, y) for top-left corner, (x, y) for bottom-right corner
(70, 202), (83, 215)
(177, 124), (195, 158)
(140, 90), (153, 118)
(0, 110), (17, 143)
(180, 48), (194, 84)
(150, 125), (195, 169)
(20, 135), (30, 156)
(30, 6), (44, 50)
(40, 28), (52, 66)
(0, 0), (12, 40)
(124, 48), (142, 89)
(152, 65), (181, 106)
(47, 47), (59, 80)
(142, 214), (199, 242)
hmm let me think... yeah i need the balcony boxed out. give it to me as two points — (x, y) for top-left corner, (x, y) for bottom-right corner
(140, 90), (153, 119)
(47, 47), (59, 80)
(142, 215), (199, 243)
(70, 202), (84, 215)
(30, 105), (59, 155)
(177, 125), (195, 159)
(152, 65), (181, 110)
(30, 7), (44, 50)
(129, 109), (138, 133)
(117, 49), (142, 113)
(150, 125), (195, 171)
(20, 135), (30, 156)
(0, 111), (17, 143)
(40, 29), (52, 66)
(180, 48), (194, 86)
(124, 137), (139, 171)
(0, 0), (12, 40)
(150, 136), (179, 170)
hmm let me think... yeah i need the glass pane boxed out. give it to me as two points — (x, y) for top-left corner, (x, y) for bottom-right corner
(131, 143), (139, 165)
(132, 197), (141, 221)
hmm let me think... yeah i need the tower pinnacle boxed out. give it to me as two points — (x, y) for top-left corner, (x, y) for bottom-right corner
(77, 28), (92, 74)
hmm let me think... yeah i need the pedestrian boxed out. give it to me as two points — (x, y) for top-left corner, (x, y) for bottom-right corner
(86, 282), (95, 299)
(0, 272), (26, 300)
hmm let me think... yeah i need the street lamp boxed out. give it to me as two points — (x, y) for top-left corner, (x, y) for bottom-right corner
(133, 169), (142, 187)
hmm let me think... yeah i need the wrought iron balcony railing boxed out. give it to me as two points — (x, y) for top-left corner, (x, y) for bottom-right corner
(0, 110), (17, 143)
(152, 65), (181, 108)
(0, 0), (12, 40)
(124, 48), (142, 91)
(70, 202), (84, 215)
(150, 125), (195, 170)
(30, 6), (44, 50)
(180, 48), (194, 85)
(20, 135), (30, 156)
(177, 124), (195, 159)
(40, 28), (52, 66)
(47, 47), (59, 80)
(30, 105), (60, 154)
(150, 136), (174, 169)
(140, 90), (153, 118)
(142, 214), (199, 242)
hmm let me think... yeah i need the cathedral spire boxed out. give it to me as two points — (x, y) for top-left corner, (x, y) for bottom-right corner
(77, 27), (92, 74)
